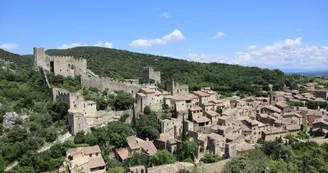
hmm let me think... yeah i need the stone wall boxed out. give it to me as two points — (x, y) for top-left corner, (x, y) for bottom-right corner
(142, 67), (161, 84)
(166, 78), (189, 95)
(81, 75), (145, 95)
(33, 47), (87, 77)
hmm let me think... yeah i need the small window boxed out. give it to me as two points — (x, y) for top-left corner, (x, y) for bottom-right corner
(89, 154), (92, 157)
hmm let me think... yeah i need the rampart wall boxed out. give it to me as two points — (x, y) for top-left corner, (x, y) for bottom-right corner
(81, 75), (146, 95)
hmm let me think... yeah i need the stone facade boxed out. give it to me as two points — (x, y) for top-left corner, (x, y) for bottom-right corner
(166, 78), (189, 95)
(141, 67), (161, 84)
(34, 47), (87, 77)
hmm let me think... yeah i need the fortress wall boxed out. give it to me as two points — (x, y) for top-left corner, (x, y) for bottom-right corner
(72, 58), (87, 75)
(53, 56), (75, 77)
(81, 75), (145, 95)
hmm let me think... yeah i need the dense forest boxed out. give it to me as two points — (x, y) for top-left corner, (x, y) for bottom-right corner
(0, 49), (74, 172)
(222, 140), (328, 173)
(45, 47), (308, 96)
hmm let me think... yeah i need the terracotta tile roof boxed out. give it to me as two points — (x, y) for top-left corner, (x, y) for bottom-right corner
(82, 145), (101, 155)
(88, 156), (106, 169)
(127, 136), (140, 150)
(115, 147), (132, 160)
(137, 93), (146, 97)
(236, 142), (255, 152)
(148, 162), (194, 173)
(199, 159), (230, 173)
(193, 115), (210, 123)
(206, 110), (219, 117)
(190, 106), (203, 111)
(140, 87), (156, 93)
(157, 133), (171, 142)
(264, 105), (282, 113)
(192, 91), (210, 97)
(139, 141), (158, 156)
(208, 133), (224, 142)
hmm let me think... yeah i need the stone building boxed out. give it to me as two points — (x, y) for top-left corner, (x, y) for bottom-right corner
(166, 78), (189, 95)
(58, 145), (106, 173)
(34, 47), (87, 77)
(141, 67), (161, 84)
(136, 86), (170, 112)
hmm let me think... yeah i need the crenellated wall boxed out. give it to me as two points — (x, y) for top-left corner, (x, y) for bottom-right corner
(81, 75), (146, 95)
(33, 47), (87, 77)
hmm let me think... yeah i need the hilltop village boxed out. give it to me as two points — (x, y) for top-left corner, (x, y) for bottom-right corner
(1, 47), (328, 173)
(27, 47), (328, 172)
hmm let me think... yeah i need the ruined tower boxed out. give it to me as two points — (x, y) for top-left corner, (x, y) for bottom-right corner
(141, 67), (161, 84)
(166, 78), (189, 95)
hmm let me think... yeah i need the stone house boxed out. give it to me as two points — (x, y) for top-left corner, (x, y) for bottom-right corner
(58, 145), (106, 173)
(312, 118), (328, 133)
(207, 133), (226, 156)
(188, 106), (211, 131)
(261, 105), (281, 114)
(313, 89), (328, 99)
(154, 133), (178, 153)
(304, 109), (326, 127)
(241, 119), (269, 143)
(261, 127), (289, 141)
(164, 94), (199, 113)
(115, 136), (158, 162)
(192, 91), (211, 105)
(136, 86), (170, 112)
(205, 110), (220, 124)
(165, 78), (189, 96)
(275, 101), (294, 113)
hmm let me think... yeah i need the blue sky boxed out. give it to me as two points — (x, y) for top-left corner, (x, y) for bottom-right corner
(0, 0), (327, 71)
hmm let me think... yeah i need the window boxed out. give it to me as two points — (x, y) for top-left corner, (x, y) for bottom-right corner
(89, 154), (92, 157)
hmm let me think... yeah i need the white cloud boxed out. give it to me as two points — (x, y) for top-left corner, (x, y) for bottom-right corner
(94, 42), (113, 48)
(130, 29), (185, 48)
(185, 37), (328, 70)
(247, 45), (257, 50)
(0, 43), (18, 50)
(58, 42), (113, 49)
(160, 12), (170, 18)
(213, 32), (225, 39)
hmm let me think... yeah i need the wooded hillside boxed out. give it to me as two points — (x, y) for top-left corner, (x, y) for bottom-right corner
(46, 47), (306, 95)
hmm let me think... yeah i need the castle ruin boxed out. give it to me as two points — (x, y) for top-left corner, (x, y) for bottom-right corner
(34, 47), (87, 77)
(141, 67), (161, 84)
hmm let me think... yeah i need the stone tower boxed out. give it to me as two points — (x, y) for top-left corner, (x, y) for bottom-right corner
(141, 67), (161, 84)
(166, 78), (189, 95)
(33, 47), (45, 68)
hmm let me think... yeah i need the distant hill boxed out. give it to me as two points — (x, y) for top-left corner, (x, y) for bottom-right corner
(45, 46), (308, 95)
(0, 49), (33, 69)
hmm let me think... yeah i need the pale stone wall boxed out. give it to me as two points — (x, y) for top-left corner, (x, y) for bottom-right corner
(33, 47), (87, 77)
(68, 112), (88, 135)
(81, 75), (145, 95)
(166, 78), (189, 95)
(142, 67), (161, 84)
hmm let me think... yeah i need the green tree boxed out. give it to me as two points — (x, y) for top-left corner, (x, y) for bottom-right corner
(200, 154), (221, 163)
(143, 106), (151, 115)
(136, 112), (160, 140)
(149, 150), (176, 166)
(74, 131), (85, 144)
(49, 100), (68, 121)
(175, 141), (198, 161)
(113, 92), (135, 110)
(0, 155), (4, 173)
(107, 121), (135, 148)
